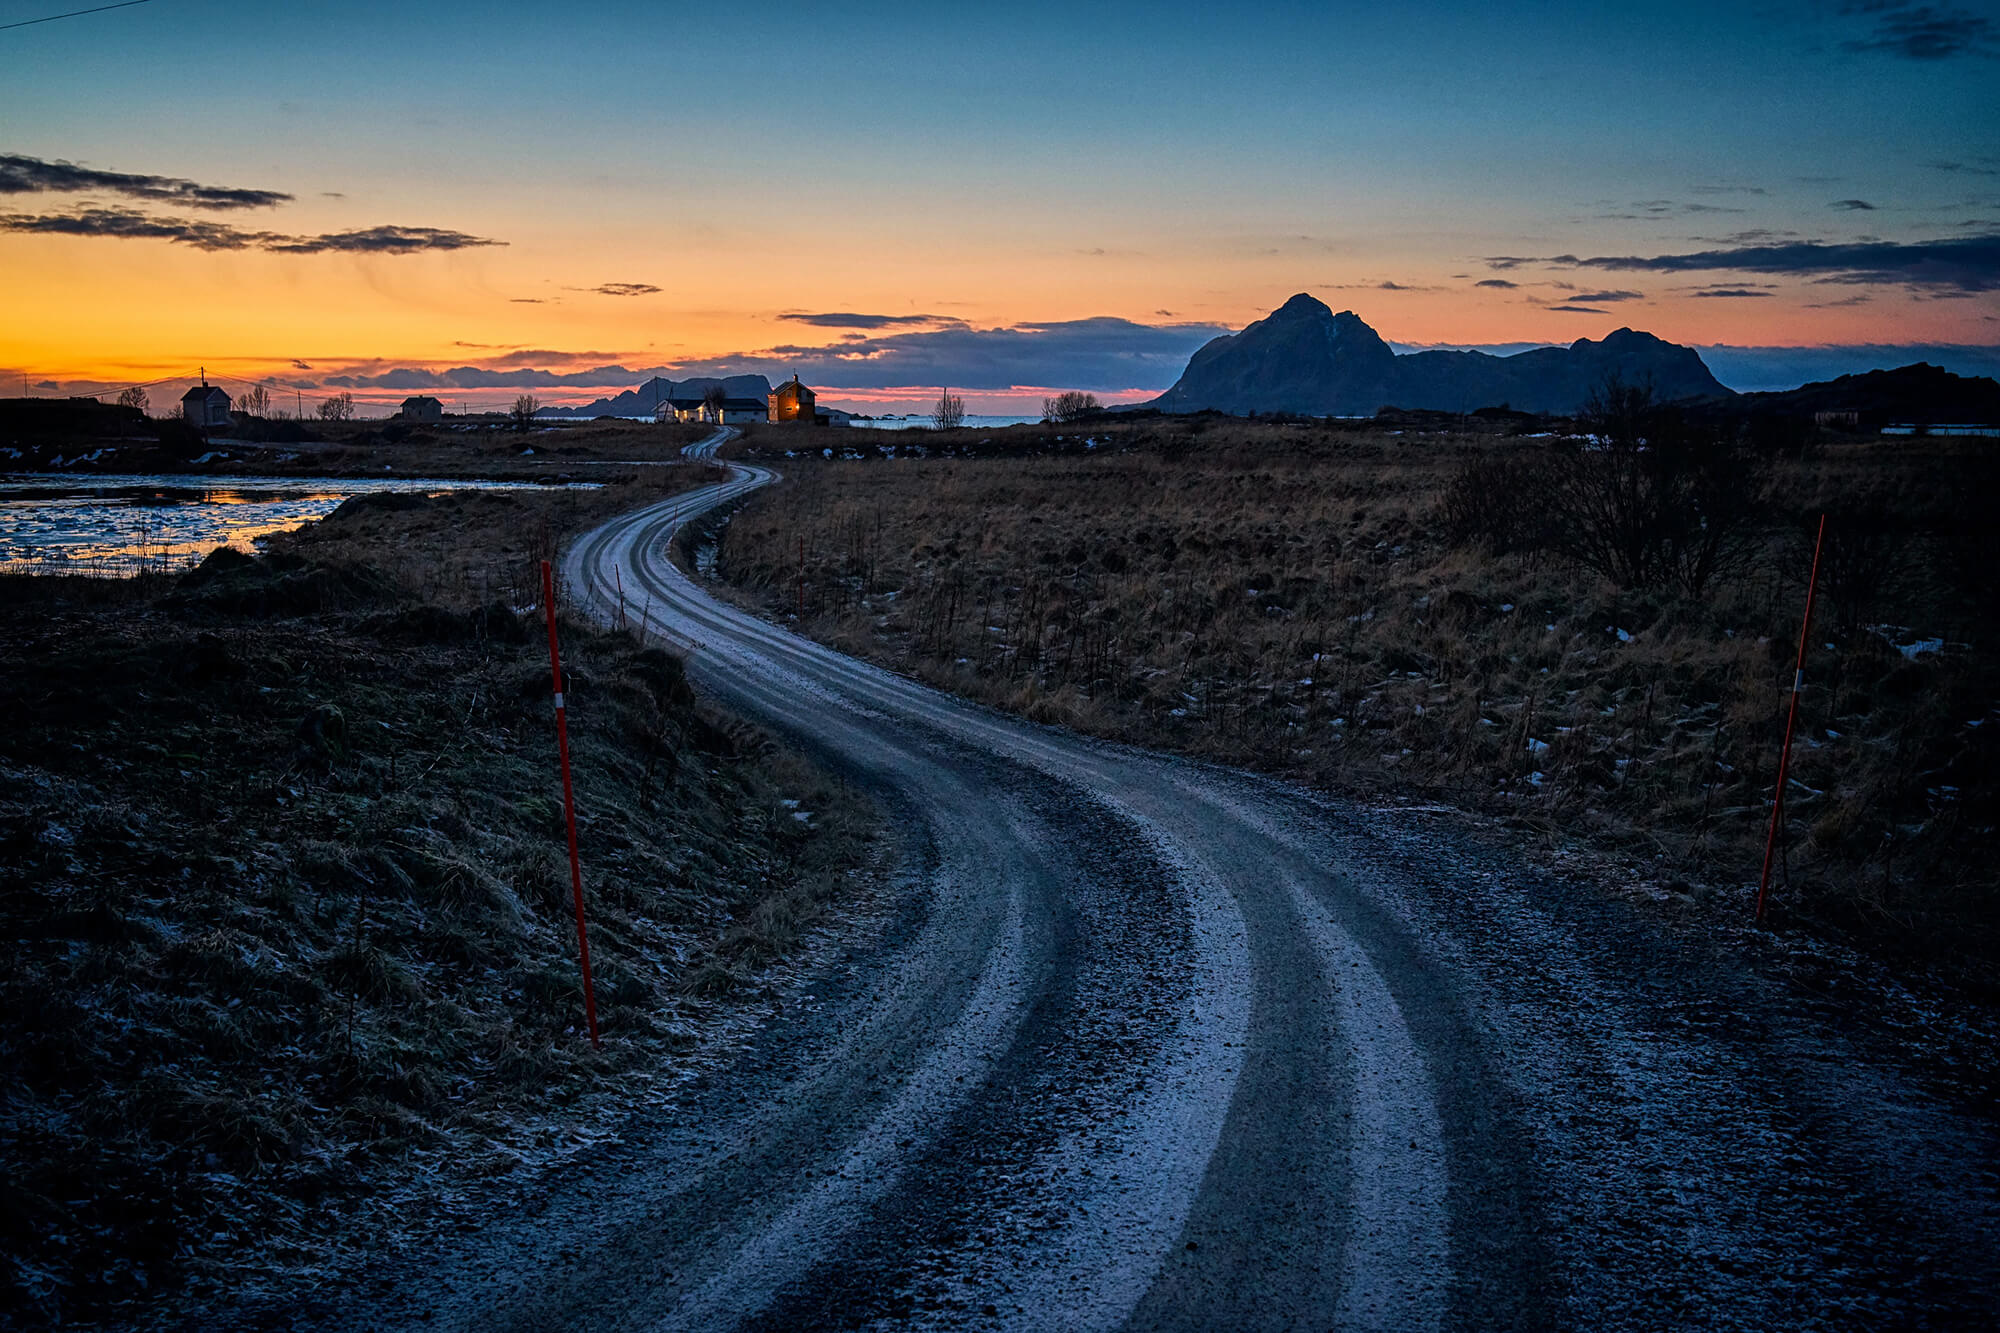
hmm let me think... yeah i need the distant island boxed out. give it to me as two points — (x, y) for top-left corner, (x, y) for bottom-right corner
(1150, 294), (1729, 417)
(541, 374), (774, 419)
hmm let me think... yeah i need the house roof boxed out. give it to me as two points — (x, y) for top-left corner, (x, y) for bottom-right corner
(402, 394), (441, 405)
(722, 398), (766, 411)
(665, 396), (707, 410)
(180, 385), (229, 403)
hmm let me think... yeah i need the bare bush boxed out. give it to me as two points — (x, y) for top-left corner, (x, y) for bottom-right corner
(317, 392), (355, 421)
(237, 384), (272, 417)
(116, 386), (148, 414)
(931, 390), (965, 431)
(511, 394), (540, 432)
(1042, 391), (1101, 424)
(1448, 376), (1762, 596)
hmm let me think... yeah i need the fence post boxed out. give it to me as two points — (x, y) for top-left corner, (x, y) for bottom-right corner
(541, 559), (602, 1046)
(1756, 514), (1828, 926)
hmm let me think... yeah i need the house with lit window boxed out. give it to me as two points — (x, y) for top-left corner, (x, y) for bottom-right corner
(768, 374), (818, 424)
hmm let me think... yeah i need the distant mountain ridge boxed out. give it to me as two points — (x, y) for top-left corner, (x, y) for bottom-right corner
(1689, 362), (2000, 427)
(1150, 294), (1731, 416)
(544, 374), (772, 418)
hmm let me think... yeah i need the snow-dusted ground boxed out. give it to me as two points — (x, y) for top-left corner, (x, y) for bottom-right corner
(214, 432), (1998, 1330)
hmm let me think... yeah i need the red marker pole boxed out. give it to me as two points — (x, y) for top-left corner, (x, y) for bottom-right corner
(1755, 514), (1827, 926)
(541, 559), (601, 1046)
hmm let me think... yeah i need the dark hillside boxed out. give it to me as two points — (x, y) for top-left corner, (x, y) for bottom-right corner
(1688, 363), (2000, 430)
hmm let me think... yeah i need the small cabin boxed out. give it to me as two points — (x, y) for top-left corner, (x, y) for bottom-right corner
(719, 397), (767, 425)
(768, 374), (817, 424)
(400, 395), (443, 421)
(180, 383), (231, 429)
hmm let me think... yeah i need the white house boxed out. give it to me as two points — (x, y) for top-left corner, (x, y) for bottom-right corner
(664, 395), (768, 425)
(180, 383), (231, 429)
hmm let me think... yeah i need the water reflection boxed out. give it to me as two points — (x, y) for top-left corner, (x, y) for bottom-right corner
(0, 473), (591, 576)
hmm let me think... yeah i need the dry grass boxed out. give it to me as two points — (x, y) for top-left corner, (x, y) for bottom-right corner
(4, 416), (711, 482)
(269, 465), (727, 611)
(0, 481), (874, 1325)
(716, 418), (1999, 970)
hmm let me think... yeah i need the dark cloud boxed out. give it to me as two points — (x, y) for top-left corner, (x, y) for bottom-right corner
(1931, 159), (2000, 176)
(1689, 288), (1775, 298)
(269, 225), (500, 254)
(316, 316), (1231, 398)
(1831, 199), (1878, 210)
(1690, 184), (1769, 196)
(1483, 255), (1573, 271)
(1522, 235), (2000, 292)
(1474, 278), (1519, 289)
(1839, 1), (1997, 59)
(592, 282), (661, 297)
(1547, 305), (1609, 314)
(1597, 199), (1748, 220)
(1321, 279), (1436, 292)
(324, 364), (656, 391)
(778, 311), (957, 329)
(291, 360), (312, 370)
(0, 153), (291, 210)
(0, 208), (501, 255)
(1561, 289), (1646, 303)
(511, 298), (547, 304)
(0, 207), (279, 249)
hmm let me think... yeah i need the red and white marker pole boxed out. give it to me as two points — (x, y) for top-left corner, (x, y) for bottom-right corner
(1755, 514), (1827, 926)
(541, 559), (601, 1046)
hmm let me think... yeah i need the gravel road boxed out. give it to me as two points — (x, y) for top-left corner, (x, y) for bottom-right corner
(289, 430), (1999, 1331)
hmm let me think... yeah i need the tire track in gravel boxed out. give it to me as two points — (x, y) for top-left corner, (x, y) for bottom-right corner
(541, 435), (1510, 1330)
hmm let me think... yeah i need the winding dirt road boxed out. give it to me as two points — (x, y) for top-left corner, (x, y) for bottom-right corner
(306, 429), (1998, 1330)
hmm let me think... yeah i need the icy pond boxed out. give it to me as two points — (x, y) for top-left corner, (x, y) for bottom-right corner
(0, 473), (593, 577)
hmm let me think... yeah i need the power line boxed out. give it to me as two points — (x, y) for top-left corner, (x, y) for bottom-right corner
(0, 0), (152, 33)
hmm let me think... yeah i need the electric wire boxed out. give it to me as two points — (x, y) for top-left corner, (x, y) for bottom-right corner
(0, 0), (152, 33)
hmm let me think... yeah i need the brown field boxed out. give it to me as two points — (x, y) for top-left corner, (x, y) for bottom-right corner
(716, 417), (1999, 971)
(2, 414), (709, 481)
